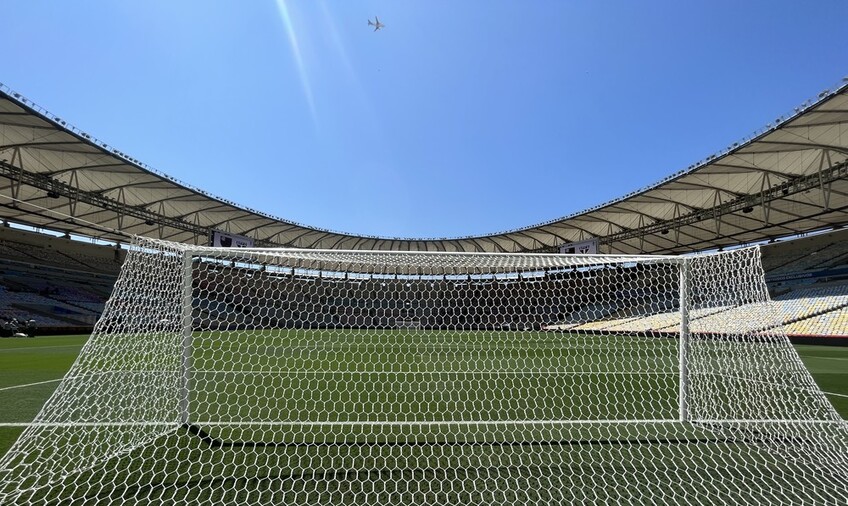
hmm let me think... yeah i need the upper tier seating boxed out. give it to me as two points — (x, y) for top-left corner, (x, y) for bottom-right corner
(761, 229), (848, 277)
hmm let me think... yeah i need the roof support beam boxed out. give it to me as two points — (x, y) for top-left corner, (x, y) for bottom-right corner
(761, 173), (771, 226)
(748, 141), (848, 156)
(819, 150), (832, 211)
(601, 159), (848, 247)
(709, 160), (793, 180)
(7, 147), (23, 204)
(667, 181), (744, 198)
(0, 141), (85, 151)
(45, 163), (128, 178)
(713, 190), (722, 237)
(628, 194), (698, 211)
(67, 170), (79, 219)
(605, 204), (673, 224)
(0, 160), (209, 239)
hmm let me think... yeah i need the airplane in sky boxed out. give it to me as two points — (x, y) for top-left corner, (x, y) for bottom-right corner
(368, 16), (385, 31)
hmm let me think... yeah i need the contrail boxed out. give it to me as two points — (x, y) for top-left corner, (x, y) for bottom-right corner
(275, 0), (317, 124)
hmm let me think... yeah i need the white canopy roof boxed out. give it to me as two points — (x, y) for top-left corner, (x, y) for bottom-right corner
(0, 82), (846, 254)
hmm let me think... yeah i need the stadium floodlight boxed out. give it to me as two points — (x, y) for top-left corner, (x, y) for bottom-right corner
(0, 237), (846, 505)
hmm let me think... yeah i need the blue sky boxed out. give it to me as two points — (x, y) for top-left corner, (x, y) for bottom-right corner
(4, 1), (847, 238)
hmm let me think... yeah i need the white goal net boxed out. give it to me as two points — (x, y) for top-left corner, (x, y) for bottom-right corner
(1, 237), (846, 505)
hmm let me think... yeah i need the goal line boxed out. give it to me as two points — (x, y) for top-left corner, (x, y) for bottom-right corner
(182, 422), (728, 449)
(0, 419), (840, 428)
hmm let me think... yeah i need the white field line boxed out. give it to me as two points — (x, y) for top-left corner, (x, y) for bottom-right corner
(0, 378), (62, 392)
(823, 390), (848, 399)
(0, 419), (844, 428)
(797, 354), (848, 362)
(50, 370), (677, 377)
(0, 419), (673, 428)
(0, 344), (85, 352)
(709, 373), (848, 406)
(224, 343), (671, 347)
(193, 370), (677, 375)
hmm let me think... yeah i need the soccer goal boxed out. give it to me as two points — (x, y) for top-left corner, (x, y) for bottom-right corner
(395, 318), (422, 329)
(1, 237), (846, 505)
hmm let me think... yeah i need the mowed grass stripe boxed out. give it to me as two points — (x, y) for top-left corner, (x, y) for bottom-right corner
(190, 370), (677, 423)
(795, 344), (848, 414)
(188, 331), (678, 424)
(0, 336), (89, 389)
(0, 335), (90, 454)
(6, 425), (827, 505)
(0, 332), (846, 460)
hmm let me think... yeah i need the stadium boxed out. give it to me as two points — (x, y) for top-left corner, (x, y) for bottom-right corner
(1, 11), (848, 505)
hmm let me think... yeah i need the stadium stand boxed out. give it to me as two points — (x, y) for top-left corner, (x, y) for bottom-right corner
(550, 230), (848, 340)
(0, 226), (120, 334)
(762, 229), (848, 275)
(783, 306), (848, 336)
(772, 285), (848, 322)
(763, 229), (848, 339)
(0, 222), (844, 340)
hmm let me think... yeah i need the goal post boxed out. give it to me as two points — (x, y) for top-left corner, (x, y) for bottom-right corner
(180, 253), (194, 425)
(678, 257), (690, 422)
(1, 237), (846, 505)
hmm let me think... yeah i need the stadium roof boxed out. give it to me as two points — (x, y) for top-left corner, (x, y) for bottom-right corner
(1, 81), (847, 254)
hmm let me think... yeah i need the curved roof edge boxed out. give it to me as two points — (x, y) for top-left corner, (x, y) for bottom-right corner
(0, 79), (847, 253)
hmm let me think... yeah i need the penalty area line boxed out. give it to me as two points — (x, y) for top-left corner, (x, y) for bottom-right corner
(797, 354), (848, 362)
(823, 390), (848, 399)
(0, 343), (85, 352)
(0, 378), (62, 392)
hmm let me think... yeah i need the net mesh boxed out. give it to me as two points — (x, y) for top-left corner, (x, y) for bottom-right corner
(1, 237), (846, 505)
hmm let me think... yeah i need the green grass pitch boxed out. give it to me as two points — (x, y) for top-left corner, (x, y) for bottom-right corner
(0, 333), (846, 455)
(0, 333), (846, 504)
